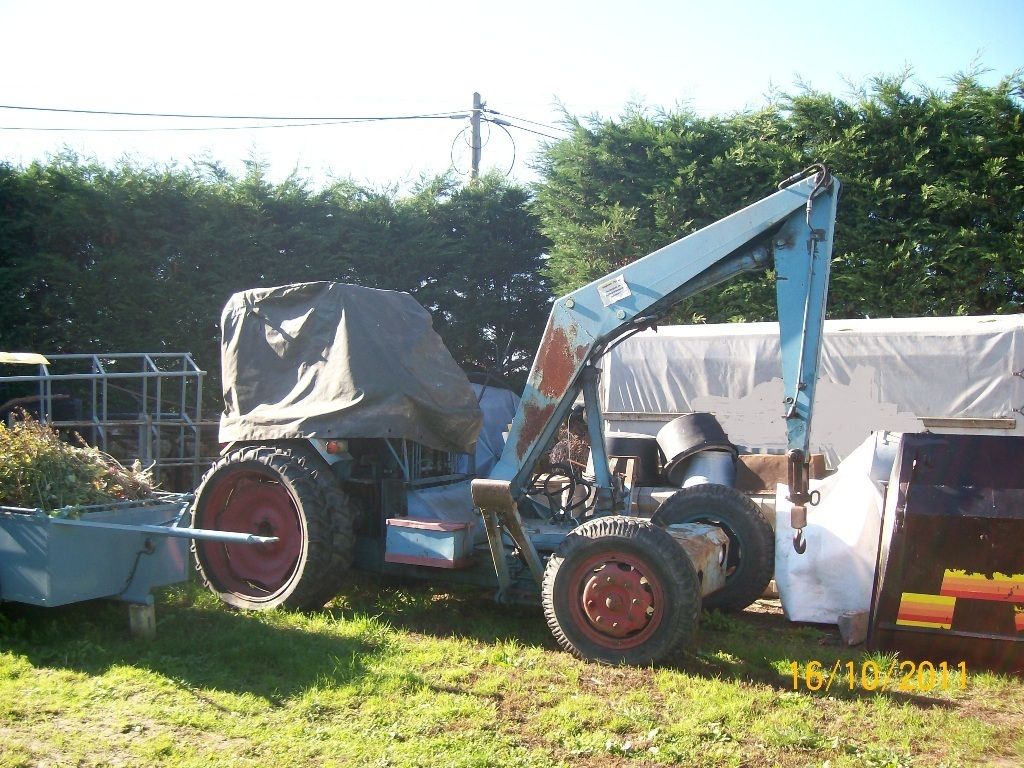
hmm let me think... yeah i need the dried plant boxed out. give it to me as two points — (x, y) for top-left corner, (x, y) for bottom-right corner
(0, 410), (155, 513)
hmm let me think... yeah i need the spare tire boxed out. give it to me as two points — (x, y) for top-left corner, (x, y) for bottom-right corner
(651, 484), (773, 611)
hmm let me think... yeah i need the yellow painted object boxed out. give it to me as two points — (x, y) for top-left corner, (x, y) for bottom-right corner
(0, 353), (49, 366)
(895, 592), (956, 630)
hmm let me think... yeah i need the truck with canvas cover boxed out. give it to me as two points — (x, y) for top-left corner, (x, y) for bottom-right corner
(192, 166), (841, 664)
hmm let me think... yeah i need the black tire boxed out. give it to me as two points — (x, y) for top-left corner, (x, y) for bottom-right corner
(191, 445), (356, 611)
(651, 484), (773, 611)
(542, 516), (701, 665)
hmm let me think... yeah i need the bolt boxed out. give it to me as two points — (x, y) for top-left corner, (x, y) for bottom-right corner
(615, 309), (626, 320)
(595, 615), (604, 623)
(632, 598), (639, 605)
(776, 238), (787, 248)
(612, 622), (619, 629)
(565, 298), (575, 309)
(586, 600), (594, 608)
(606, 576), (613, 583)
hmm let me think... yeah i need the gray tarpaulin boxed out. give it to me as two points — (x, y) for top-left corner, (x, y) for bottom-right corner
(602, 315), (1024, 464)
(219, 282), (482, 454)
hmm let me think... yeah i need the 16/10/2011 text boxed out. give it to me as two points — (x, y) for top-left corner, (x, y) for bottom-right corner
(789, 660), (967, 692)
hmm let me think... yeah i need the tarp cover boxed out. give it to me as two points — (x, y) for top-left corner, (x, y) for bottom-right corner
(603, 315), (1024, 464)
(219, 282), (482, 454)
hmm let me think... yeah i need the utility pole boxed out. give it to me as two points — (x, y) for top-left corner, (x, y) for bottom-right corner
(470, 92), (482, 182)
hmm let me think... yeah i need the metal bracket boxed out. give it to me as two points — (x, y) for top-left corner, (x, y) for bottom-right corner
(473, 478), (546, 600)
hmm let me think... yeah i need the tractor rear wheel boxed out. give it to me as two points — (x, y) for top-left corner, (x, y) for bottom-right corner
(542, 516), (701, 665)
(191, 445), (355, 611)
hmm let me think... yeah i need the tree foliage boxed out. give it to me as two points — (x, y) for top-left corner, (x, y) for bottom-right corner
(2, 68), (1021, 416)
(536, 71), (1024, 321)
(0, 157), (549, 396)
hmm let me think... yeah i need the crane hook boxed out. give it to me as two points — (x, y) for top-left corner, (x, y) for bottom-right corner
(793, 528), (807, 555)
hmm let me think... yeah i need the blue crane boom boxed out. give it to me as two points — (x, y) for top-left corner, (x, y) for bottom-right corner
(473, 165), (840, 593)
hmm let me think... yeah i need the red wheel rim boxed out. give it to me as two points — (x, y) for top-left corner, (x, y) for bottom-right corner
(195, 468), (303, 600)
(566, 550), (666, 649)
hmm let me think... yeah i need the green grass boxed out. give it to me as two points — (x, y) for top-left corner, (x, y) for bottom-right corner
(0, 578), (1020, 767)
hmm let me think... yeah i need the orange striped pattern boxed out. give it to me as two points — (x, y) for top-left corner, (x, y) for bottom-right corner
(940, 569), (1024, 603)
(896, 593), (956, 629)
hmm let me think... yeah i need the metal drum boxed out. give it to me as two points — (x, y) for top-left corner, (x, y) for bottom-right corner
(605, 432), (662, 485)
(656, 413), (737, 487)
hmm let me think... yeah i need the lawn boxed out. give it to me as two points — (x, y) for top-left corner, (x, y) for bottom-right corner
(0, 577), (1020, 767)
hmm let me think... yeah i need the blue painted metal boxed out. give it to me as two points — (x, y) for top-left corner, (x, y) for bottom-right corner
(581, 367), (615, 513)
(775, 173), (839, 464)
(0, 496), (190, 606)
(48, 517), (278, 545)
(384, 517), (473, 568)
(472, 168), (840, 594)
(0, 495), (279, 606)
(485, 170), (839, 496)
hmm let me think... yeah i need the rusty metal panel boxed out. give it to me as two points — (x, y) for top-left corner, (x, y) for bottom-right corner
(667, 523), (729, 598)
(868, 433), (1024, 674)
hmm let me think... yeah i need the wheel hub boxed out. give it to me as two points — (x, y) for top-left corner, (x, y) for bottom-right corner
(197, 470), (302, 598)
(579, 560), (655, 639)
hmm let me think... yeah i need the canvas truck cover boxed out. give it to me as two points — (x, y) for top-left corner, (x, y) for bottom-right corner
(219, 282), (482, 454)
(602, 314), (1024, 465)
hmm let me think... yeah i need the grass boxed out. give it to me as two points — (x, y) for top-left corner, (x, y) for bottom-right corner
(0, 577), (1021, 768)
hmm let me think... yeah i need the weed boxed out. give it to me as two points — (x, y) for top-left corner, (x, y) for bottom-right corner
(0, 411), (154, 511)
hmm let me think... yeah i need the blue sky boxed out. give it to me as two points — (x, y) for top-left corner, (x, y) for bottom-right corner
(1, 0), (1021, 189)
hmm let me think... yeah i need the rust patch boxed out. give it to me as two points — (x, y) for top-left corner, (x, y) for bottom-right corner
(516, 401), (557, 459)
(531, 322), (587, 400)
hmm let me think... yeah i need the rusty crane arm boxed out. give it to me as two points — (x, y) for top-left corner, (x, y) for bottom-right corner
(472, 166), (840, 597)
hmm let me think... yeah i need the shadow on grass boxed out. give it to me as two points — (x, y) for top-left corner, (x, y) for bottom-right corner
(0, 574), (960, 711)
(0, 588), (382, 704)
(323, 571), (551, 647)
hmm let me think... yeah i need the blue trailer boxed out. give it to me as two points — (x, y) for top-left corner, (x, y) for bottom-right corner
(0, 493), (275, 636)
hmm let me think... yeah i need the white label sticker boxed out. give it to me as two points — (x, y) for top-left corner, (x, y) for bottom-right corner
(597, 275), (631, 307)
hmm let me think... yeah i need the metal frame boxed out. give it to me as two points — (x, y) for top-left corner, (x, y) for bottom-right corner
(0, 353), (219, 488)
(384, 437), (467, 487)
(0, 493), (277, 607)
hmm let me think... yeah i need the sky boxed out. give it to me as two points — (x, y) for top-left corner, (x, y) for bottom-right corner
(1, 0), (1021, 191)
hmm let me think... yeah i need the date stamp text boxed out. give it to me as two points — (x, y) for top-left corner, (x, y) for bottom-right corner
(789, 660), (967, 692)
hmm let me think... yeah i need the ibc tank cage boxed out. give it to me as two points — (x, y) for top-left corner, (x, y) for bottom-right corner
(0, 353), (218, 490)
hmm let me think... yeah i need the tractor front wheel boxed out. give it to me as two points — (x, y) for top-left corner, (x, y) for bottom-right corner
(191, 446), (354, 611)
(542, 516), (701, 665)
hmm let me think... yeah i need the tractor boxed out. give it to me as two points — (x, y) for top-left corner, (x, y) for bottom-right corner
(191, 166), (840, 664)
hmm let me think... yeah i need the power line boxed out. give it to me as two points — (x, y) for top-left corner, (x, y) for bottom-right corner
(0, 104), (467, 121)
(485, 118), (561, 141)
(0, 102), (566, 142)
(484, 108), (569, 134)
(450, 125), (472, 176)
(490, 120), (517, 178)
(0, 115), (466, 133)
